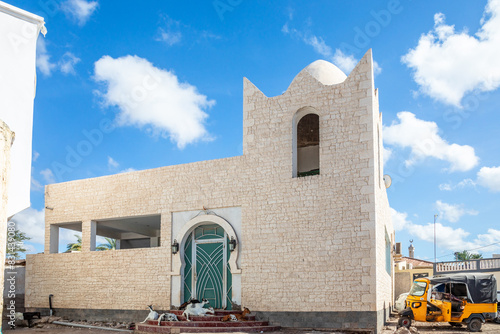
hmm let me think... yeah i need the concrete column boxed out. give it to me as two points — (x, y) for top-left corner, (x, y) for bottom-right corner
(82, 220), (96, 252)
(150, 237), (159, 247)
(49, 225), (59, 254)
(115, 239), (121, 250)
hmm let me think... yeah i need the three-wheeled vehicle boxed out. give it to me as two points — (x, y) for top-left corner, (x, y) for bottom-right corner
(398, 273), (498, 332)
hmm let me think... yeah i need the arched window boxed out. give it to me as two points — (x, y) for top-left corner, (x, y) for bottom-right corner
(293, 111), (319, 177)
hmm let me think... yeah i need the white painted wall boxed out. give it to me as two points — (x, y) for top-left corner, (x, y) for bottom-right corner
(0, 1), (46, 217)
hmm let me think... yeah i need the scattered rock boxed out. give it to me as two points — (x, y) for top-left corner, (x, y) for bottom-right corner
(409, 326), (418, 334)
(394, 327), (411, 334)
(15, 319), (29, 327)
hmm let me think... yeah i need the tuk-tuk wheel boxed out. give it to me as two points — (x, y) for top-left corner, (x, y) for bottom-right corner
(467, 318), (482, 332)
(398, 316), (411, 328)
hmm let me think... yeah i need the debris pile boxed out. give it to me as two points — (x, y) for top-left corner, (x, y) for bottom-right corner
(16, 316), (133, 330)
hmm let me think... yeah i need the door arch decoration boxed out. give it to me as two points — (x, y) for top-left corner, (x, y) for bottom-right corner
(171, 214), (241, 308)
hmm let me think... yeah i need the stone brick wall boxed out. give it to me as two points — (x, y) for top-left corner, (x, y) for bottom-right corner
(26, 50), (392, 332)
(0, 120), (14, 326)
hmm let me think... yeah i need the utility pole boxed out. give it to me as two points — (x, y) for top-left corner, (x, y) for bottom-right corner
(434, 214), (438, 263)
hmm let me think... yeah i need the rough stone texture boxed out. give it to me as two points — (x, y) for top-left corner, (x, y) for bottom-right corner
(0, 120), (14, 328)
(254, 311), (377, 331)
(26, 50), (393, 333)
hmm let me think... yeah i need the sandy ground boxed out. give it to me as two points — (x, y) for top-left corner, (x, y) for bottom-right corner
(2, 316), (500, 333)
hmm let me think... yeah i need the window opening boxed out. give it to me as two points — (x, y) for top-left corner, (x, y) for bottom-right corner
(296, 113), (319, 177)
(93, 215), (161, 251)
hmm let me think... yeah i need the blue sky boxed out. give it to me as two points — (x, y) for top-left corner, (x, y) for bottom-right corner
(8, 0), (500, 261)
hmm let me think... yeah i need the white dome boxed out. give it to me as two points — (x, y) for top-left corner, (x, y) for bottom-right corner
(304, 60), (347, 85)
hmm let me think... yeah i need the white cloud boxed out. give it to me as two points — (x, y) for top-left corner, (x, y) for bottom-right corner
(439, 183), (452, 191)
(332, 49), (358, 73)
(62, 0), (98, 26)
(391, 207), (411, 231)
(281, 23), (289, 34)
(36, 39), (81, 76)
(435, 200), (478, 223)
(59, 52), (81, 75)
(305, 35), (332, 58)
(383, 112), (479, 172)
(59, 229), (81, 244)
(402, 0), (500, 107)
(383, 146), (392, 166)
(9, 208), (45, 245)
(94, 55), (215, 149)
(33, 151), (40, 162)
(391, 208), (500, 254)
(40, 168), (56, 184)
(119, 168), (136, 174)
(31, 176), (43, 192)
(107, 156), (119, 169)
(155, 16), (182, 46)
(282, 24), (381, 75)
(439, 178), (476, 191)
(373, 61), (382, 75)
(477, 166), (500, 192)
(157, 29), (182, 46)
(36, 38), (56, 76)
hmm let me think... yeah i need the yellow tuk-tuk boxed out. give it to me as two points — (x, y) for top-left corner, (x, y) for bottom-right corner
(398, 273), (498, 332)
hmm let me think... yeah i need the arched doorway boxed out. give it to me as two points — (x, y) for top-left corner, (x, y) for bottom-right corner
(171, 213), (241, 309)
(182, 224), (232, 309)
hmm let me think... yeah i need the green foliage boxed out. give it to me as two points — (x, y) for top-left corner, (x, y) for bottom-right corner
(96, 237), (116, 251)
(65, 235), (117, 252)
(454, 250), (483, 261)
(66, 234), (82, 252)
(6, 228), (31, 259)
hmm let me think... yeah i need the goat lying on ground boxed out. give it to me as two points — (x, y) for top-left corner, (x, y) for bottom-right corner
(157, 312), (179, 325)
(179, 297), (200, 310)
(182, 299), (215, 321)
(221, 307), (251, 322)
(140, 305), (159, 323)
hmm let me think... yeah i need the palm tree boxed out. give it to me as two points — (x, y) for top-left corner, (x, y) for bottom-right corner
(454, 250), (483, 261)
(96, 237), (117, 251)
(5, 228), (31, 259)
(66, 234), (82, 252)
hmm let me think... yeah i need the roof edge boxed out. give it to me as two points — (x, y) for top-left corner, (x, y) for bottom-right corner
(0, 1), (47, 35)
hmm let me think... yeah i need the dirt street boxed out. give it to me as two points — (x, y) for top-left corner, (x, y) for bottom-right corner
(380, 314), (500, 333)
(3, 316), (500, 334)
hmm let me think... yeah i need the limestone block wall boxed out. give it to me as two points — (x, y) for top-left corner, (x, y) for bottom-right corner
(373, 109), (393, 315)
(26, 248), (169, 310)
(240, 50), (385, 313)
(0, 120), (14, 323)
(28, 156), (245, 311)
(42, 156), (244, 252)
(26, 50), (393, 331)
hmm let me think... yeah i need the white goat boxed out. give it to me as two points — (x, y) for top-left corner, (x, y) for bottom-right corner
(140, 305), (159, 323)
(157, 312), (179, 325)
(182, 299), (214, 321)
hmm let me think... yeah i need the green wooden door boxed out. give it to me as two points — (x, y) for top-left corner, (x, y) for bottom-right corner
(183, 224), (232, 309)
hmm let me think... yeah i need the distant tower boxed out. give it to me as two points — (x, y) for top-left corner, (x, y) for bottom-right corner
(408, 240), (415, 258)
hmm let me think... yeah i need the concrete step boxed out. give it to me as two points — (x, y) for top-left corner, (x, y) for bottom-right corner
(136, 323), (280, 333)
(149, 320), (270, 327)
(168, 310), (247, 316)
(151, 315), (256, 322)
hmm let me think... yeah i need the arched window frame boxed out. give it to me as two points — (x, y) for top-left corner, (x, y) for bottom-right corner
(292, 107), (320, 178)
